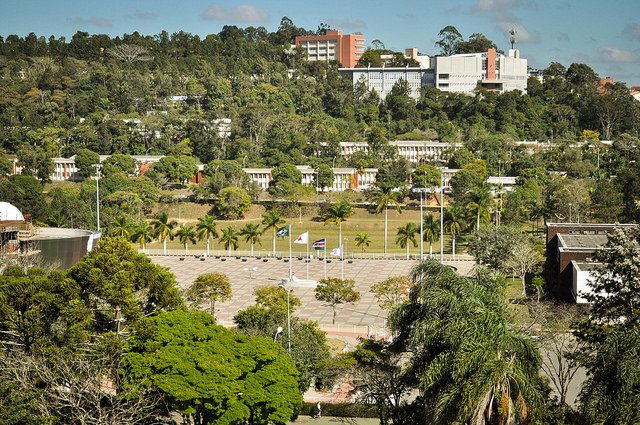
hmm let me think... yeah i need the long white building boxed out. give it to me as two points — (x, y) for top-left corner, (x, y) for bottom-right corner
(340, 48), (528, 99)
(339, 140), (462, 165)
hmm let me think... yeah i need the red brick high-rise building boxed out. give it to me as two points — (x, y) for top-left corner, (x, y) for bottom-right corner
(295, 30), (365, 68)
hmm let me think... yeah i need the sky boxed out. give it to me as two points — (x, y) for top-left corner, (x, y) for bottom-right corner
(2, 0), (640, 86)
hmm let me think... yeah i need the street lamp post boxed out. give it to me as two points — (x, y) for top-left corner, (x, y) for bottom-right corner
(94, 163), (101, 232)
(273, 326), (283, 342)
(278, 284), (292, 353)
(440, 175), (444, 264)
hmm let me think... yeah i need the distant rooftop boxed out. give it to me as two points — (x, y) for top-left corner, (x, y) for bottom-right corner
(558, 233), (609, 250)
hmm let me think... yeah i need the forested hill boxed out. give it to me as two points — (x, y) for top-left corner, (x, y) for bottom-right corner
(0, 17), (639, 173)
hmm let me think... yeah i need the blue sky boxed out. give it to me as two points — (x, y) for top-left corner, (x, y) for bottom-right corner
(2, 0), (640, 86)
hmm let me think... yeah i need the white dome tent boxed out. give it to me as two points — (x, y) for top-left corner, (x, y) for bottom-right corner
(0, 202), (25, 222)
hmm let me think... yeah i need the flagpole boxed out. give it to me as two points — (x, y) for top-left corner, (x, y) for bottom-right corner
(324, 237), (327, 279)
(289, 224), (292, 279)
(341, 239), (344, 279)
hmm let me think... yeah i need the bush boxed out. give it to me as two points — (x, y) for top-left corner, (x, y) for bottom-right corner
(300, 402), (378, 418)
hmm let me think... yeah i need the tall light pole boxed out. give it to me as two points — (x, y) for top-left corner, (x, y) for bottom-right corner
(439, 175), (444, 264)
(278, 283), (292, 353)
(419, 190), (424, 260)
(273, 326), (283, 342)
(95, 163), (101, 232)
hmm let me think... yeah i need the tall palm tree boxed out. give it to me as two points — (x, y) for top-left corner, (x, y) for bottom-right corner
(151, 211), (177, 255)
(261, 210), (284, 257)
(110, 215), (131, 238)
(369, 185), (402, 256)
(132, 221), (153, 251)
(445, 206), (464, 259)
(354, 232), (371, 254)
(176, 225), (197, 254)
(469, 183), (493, 231)
(396, 223), (419, 259)
(423, 214), (440, 258)
(322, 200), (354, 248)
(219, 226), (239, 257)
(392, 261), (547, 425)
(239, 223), (262, 256)
(196, 215), (218, 257)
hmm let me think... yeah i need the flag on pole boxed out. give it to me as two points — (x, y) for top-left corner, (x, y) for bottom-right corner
(311, 238), (326, 250)
(293, 232), (309, 244)
(330, 247), (342, 257)
(276, 225), (290, 237)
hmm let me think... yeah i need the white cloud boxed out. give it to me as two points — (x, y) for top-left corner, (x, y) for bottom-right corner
(598, 47), (640, 63)
(201, 4), (269, 23)
(326, 18), (368, 30)
(494, 16), (540, 44)
(472, 0), (536, 13)
(622, 23), (640, 40)
(69, 16), (113, 28)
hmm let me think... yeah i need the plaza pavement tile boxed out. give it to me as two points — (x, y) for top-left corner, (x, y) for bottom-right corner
(150, 256), (476, 332)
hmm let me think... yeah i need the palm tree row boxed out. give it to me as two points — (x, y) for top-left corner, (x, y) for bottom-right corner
(110, 212), (264, 256)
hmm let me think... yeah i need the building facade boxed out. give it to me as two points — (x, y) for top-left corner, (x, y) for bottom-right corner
(340, 48), (528, 99)
(295, 30), (365, 68)
(339, 140), (461, 165)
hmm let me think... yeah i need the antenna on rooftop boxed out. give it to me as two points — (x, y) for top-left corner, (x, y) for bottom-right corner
(509, 27), (517, 49)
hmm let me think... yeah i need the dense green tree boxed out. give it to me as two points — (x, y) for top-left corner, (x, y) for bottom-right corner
(151, 155), (198, 185)
(314, 277), (360, 324)
(370, 275), (412, 311)
(216, 186), (252, 219)
(467, 225), (525, 272)
(122, 310), (303, 424)
(0, 175), (46, 221)
(67, 237), (183, 334)
(435, 25), (462, 56)
(411, 164), (441, 188)
(0, 267), (91, 353)
(101, 153), (137, 177)
(74, 148), (100, 178)
(185, 273), (232, 318)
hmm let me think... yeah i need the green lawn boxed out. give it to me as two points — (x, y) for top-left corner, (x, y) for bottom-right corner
(148, 202), (461, 256)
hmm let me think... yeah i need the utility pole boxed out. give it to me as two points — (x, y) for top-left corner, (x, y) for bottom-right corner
(95, 163), (101, 232)
(440, 175), (444, 264)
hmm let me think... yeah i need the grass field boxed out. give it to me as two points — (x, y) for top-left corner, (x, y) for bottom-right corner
(148, 202), (462, 256)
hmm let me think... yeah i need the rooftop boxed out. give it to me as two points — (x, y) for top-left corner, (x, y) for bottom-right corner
(558, 233), (609, 249)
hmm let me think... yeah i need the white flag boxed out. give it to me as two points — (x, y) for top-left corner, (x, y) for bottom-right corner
(294, 232), (309, 244)
(330, 247), (342, 256)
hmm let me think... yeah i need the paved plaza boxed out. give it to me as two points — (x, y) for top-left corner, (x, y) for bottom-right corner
(151, 255), (476, 334)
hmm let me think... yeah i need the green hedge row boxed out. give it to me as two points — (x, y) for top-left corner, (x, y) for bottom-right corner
(300, 402), (378, 418)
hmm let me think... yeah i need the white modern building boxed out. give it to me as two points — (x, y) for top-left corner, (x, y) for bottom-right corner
(243, 167), (378, 192)
(339, 140), (462, 165)
(340, 48), (528, 99)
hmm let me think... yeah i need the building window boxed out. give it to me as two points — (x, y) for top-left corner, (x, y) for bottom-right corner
(438, 74), (449, 79)
(439, 83), (449, 87)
